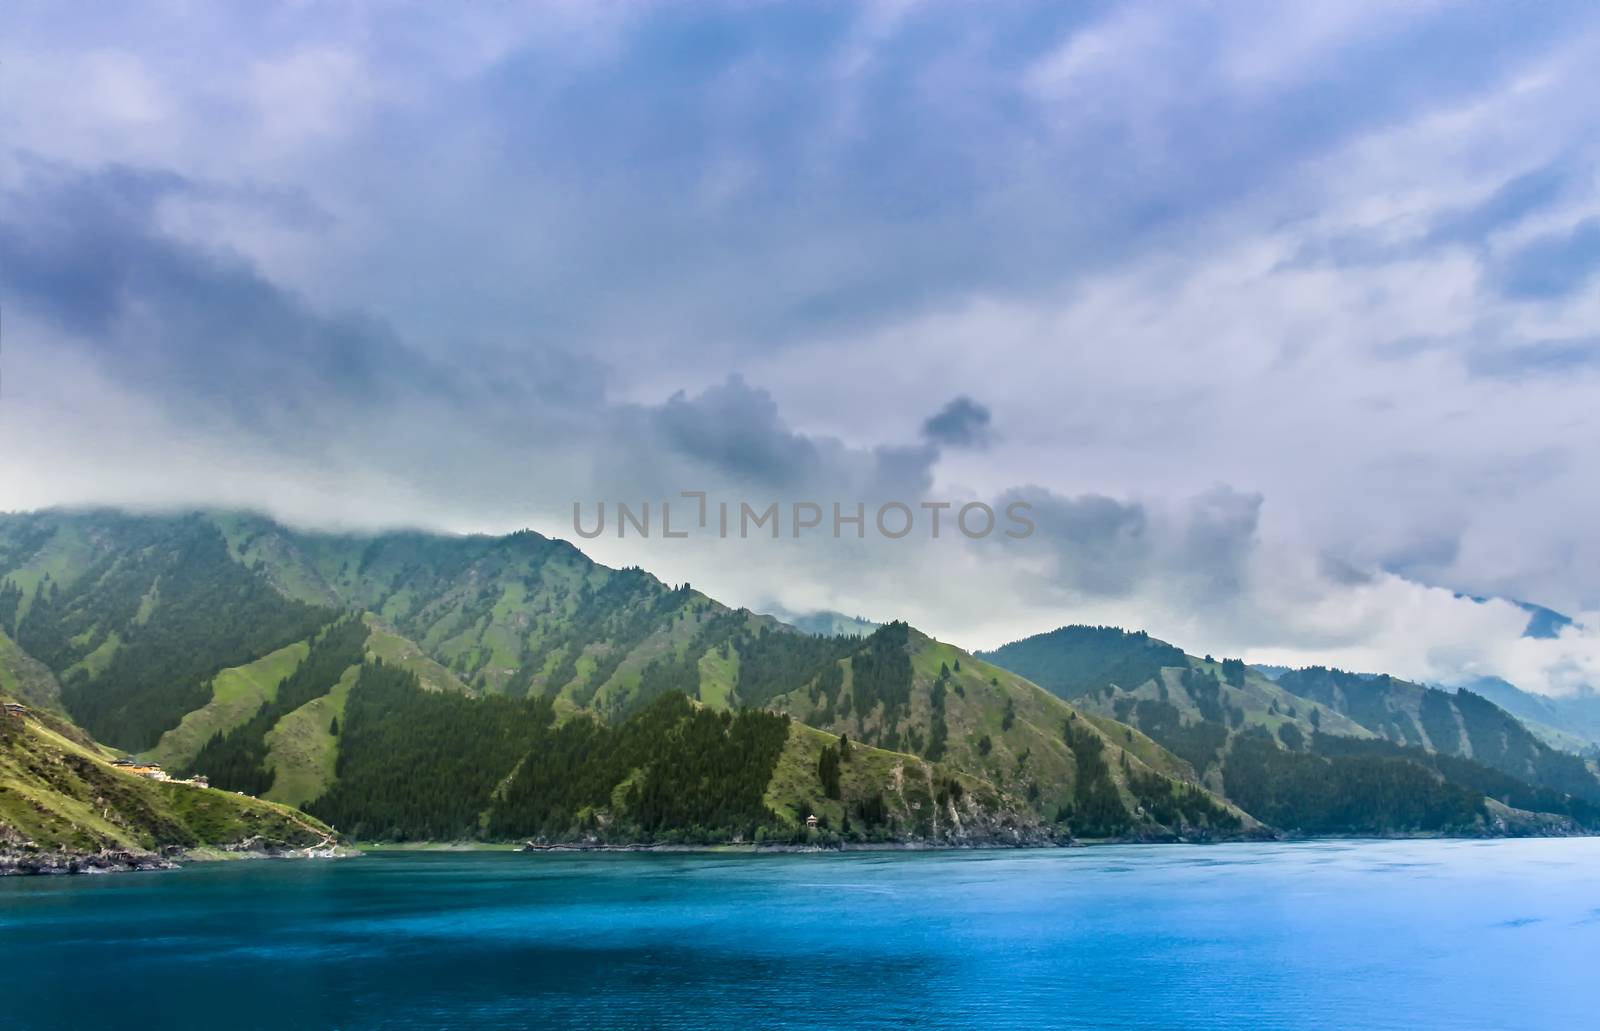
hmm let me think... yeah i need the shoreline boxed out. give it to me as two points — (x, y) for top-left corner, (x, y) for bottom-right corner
(10, 826), (1594, 876)
(1, 842), (361, 877)
(369, 825), (1595, 856)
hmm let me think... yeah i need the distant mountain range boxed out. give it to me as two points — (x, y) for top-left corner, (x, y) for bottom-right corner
(979, 625), (1600, 835)
(3, 508), (1597, 868)
(1453, 676), (1600, 753)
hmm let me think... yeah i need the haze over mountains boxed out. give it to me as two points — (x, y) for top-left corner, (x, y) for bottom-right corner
(4, 507), (1599, 865)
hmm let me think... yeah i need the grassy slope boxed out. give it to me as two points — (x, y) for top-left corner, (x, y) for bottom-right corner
(0, 517), (103, 625)
(763, 721), (1045, 843)
(213, 513), (787, 708)
(263, 663), (361, 807)
(697, 644), (739, 711)
(363, 614), (471, 694)
(149, 639), (311, 769)
(0, 628), (63, 711)
(769, 629), (1253, 836)
(982, 628), (1376, 792)
(0, 701), (332, 856)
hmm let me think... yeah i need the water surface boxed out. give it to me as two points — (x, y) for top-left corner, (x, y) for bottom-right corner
(4, 839), (1598, 1029)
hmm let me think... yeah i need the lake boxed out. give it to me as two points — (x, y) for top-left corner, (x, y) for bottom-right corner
(3, 839), (1598, 1029)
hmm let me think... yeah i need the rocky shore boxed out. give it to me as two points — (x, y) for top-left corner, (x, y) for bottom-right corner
(516, 825), (1278, 854)
(1, 839), (360, 876)
(1, 847), (177, 875)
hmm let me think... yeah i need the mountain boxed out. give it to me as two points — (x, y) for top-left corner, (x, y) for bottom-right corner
(1271, 666), (1600, 799)
(981, 625), (1600, 835)
(0, 692), (336, 874)
(1453, 676), (1600, 754)
(758, 623), (1251, 838)
(8, 508), (1593, 850)
(0, 509), (1245, 849)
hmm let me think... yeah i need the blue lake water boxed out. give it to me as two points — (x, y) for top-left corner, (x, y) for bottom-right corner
(3, 839), (1598, 1029)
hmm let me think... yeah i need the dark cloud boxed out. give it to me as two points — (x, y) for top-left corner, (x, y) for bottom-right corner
(620, 377), (939, 502)
(921, 396), (993, 448)
(648, 377), (822, 488)
(0, 162), (432, 431)
(334, 0), (1596, 358)
(1177, 487), (1263, 603)
(0, 161), (613, 447)
(998, 487), (1151, 597)
(986, 484), (1264, 606)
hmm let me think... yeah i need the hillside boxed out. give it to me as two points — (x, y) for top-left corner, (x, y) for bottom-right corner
(299, 660), (1071, 846)
(756, 623), (1252, 839)
(1272, 666), (1600, 803)
(0, 510), (1247, 848)
(1450, 675), (1600, 754)
(0, 695), (336, 874)
(982, 625), (1600, 835)
(6, 508), (1590, 848)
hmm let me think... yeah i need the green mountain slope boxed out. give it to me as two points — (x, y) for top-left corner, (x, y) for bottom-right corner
(0, 627), (62, 712)
(211, 513), (776, 710)
(181, 513), (1249, 842)
(11, 509), (1587, 846)
(1272, 666), (1600, 804)
(3, 511), (1243, 846)
(0, 512), (335, 750)
(749, 623), (1252, 840)
(149, 639), (312, 770)
(304, 661), (1107, 846)
(1453, 675), (1600, 754)
(0, 696), (335, 873)
(982, 624), (1600, 834)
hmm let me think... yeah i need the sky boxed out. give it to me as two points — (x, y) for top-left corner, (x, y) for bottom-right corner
(4, 1), (1600, 695)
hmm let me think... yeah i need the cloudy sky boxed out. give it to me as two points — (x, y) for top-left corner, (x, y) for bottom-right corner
(4, 1), (1600, 694)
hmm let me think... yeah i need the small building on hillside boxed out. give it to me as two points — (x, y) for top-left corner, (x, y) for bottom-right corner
(3, 702), (28, 719)
(805, 813), (819, 829)
(111, 757), (169, 781)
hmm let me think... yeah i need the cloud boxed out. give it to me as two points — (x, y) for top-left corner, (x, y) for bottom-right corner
(1424, 159), (1577, 247)
(0, 161), (436, 435)
(920, 396), (993, 448)
(1492, 218), (1600, 299)
(5, 1), (1600, 701)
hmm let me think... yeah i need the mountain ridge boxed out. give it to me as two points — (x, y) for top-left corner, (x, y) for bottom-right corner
(981, 624), (1600, 835)
(4, 509), (1596, 854)
(1, 509), (1249, 852)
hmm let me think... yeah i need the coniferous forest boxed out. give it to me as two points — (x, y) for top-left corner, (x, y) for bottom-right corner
(308, 664), (791, 843)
